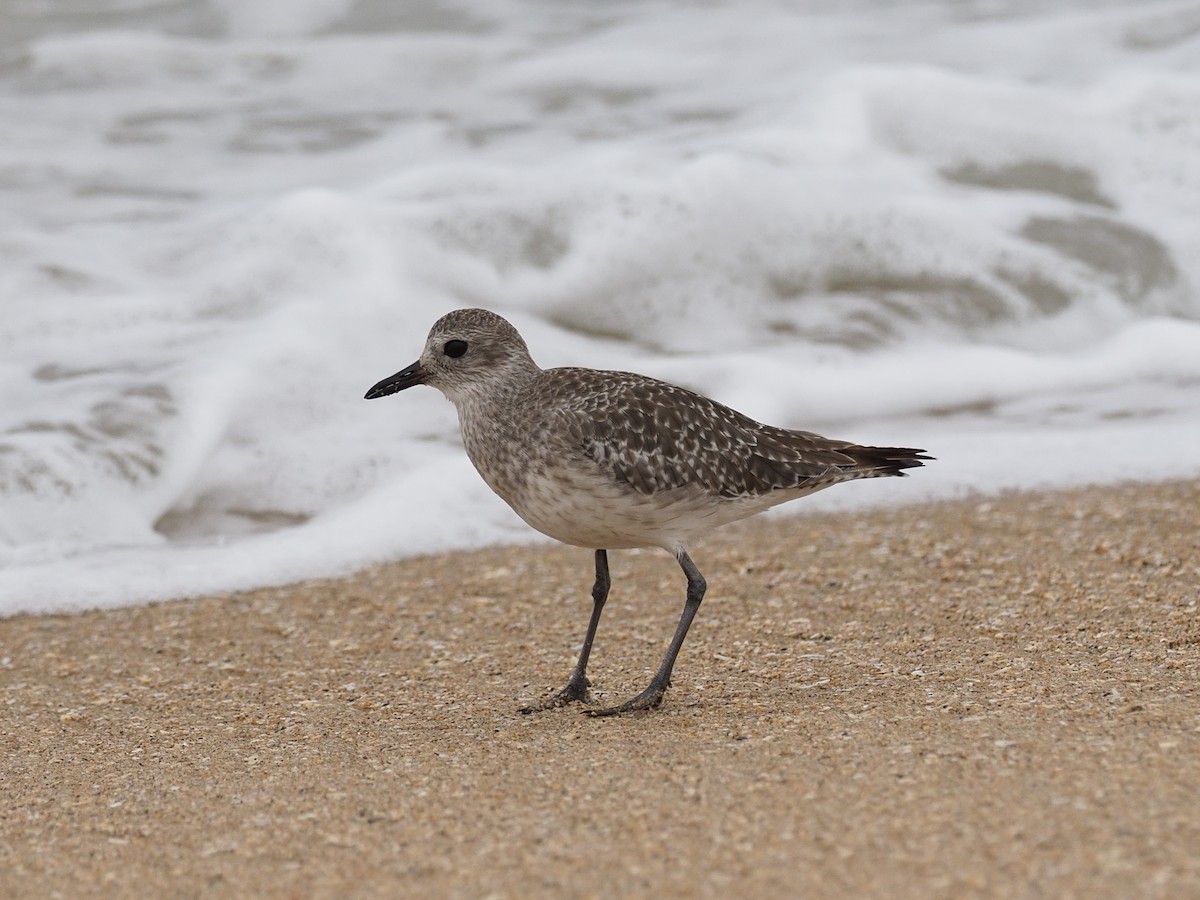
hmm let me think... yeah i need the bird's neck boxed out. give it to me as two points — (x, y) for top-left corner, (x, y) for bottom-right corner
(448, 362), (540, 423)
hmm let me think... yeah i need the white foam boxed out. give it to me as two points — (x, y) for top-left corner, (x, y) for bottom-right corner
(3, 1), (1200, 615)
(211, 0), (358, 38)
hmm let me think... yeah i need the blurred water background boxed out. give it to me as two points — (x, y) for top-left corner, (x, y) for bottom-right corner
(2, 0), (1199, 613)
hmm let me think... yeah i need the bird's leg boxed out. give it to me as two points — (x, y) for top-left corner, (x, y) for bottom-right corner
(520, 549), (610, 713)
(587, 551), (706, 717)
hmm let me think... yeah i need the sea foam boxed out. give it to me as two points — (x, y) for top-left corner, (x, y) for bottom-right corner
(2, 1), (1199, 614)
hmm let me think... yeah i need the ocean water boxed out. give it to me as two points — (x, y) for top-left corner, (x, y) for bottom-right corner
(2, 0), (1199, 615)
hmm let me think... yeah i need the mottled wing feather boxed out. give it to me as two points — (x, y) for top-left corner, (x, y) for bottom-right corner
(541, 368), (928, 499)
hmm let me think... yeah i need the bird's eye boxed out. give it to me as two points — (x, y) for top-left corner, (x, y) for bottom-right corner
(444, 339), (468, 358)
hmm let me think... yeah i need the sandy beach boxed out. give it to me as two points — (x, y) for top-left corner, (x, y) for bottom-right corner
(2, 479), (1198, 898)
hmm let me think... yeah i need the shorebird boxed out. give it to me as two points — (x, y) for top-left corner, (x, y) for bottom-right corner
(366, 308), (929, 716)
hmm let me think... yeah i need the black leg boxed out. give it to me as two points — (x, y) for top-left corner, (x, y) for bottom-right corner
(587, 550), (706, 717)
(520, 549), (610, 713)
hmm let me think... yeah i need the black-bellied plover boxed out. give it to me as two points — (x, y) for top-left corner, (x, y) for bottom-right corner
(366, 308), (930, 716)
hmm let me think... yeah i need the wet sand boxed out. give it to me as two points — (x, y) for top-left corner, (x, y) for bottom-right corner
(2, 479), (1198, 898)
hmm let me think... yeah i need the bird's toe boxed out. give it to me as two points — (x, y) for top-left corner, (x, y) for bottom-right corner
(583, 684), (667, 718)
(518, 678), (594, 714)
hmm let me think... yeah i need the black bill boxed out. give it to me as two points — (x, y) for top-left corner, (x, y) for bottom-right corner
(364, 360), (428, 399)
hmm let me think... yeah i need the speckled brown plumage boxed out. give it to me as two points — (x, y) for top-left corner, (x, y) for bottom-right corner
(366, 307), (931, 716)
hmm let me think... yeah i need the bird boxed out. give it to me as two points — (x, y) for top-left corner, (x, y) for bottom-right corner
(365, 308), (930, 716)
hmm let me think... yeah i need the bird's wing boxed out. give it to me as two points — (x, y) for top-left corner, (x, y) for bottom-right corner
(543, 369), (866, 498)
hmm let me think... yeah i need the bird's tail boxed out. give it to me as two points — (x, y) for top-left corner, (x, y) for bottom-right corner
(846, 445), (933, 477)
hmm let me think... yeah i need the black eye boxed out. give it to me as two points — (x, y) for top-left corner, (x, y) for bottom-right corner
(444, 339), (468, 358)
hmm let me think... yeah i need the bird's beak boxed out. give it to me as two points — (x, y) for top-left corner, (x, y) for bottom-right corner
(364, 360), (428, 399)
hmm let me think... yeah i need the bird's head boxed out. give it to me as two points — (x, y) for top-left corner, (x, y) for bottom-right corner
(365, 307), (537, 407)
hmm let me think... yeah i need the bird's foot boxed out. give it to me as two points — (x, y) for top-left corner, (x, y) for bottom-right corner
(584, 681), (668, 718)
(519, 676), (594, 714)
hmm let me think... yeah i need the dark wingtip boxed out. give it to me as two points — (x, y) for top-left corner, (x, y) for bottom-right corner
(858, 447), (933, 476)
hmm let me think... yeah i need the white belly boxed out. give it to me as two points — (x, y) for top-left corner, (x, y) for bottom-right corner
(503, 465), (829, 553)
